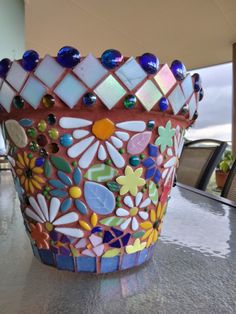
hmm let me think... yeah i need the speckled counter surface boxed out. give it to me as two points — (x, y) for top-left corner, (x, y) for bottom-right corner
(0, 171), (236, 314)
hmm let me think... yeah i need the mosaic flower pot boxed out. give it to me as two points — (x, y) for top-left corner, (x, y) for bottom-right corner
(0, 48), (202, 273)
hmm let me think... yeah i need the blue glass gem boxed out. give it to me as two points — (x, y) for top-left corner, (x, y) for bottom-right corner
(57, 46), (80, 68)
(47, 113), (56, 125)
(22, 50), (39, 71)
(170, 60), (186, 80)
(83, 92), (97, 106)
(101, 49), (123, 69)
(159, 97), (169, 112)
(199, 88), (204, 101)
(147, 120), (155, 130)
(60, 134), (73, 147)
(139, 53), (159, 74)
(129, 156), (140, 167)
(35, 157), (45, 167)
(124, 95), (136, 109)
(0, 58), (11, 78)
(192, 73), (202, 92)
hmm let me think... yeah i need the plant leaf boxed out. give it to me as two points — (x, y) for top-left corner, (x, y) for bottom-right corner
(84, 164), (118, 182)
(100, 216), (125, 226)
(149, 180), (158, 205)
(103, 248), (121, 258)
(44, 159), (52, 178)
(106, 181), (121, 192)
(50, 156), (71, 173)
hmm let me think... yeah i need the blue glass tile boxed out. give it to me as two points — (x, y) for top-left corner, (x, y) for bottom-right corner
(57, 170), (72, 186)
(121, 233), (131, 246)
(137, 248), (149, 265)
(111, 227), (123, 237)
(148, 144), (158, 157)
(101, 256), (120, 273)
(145, 166), (156, 179)
(75, 199), (88, 214)
(153, 169), (161, 183)
(56, 255), (75, 271)
(39, 249), (55, 266)
(60, 198), (72, 212)
(110, 239), (121, 248)
(77, 256), (96, 272)
(103, 231), (114, 243)
(92, 226), (102, 234)
(143, 157), (155, 168)
(20, 76), (46, 109)
(49, 179), (66, 189)
(121, 253), (138, 270)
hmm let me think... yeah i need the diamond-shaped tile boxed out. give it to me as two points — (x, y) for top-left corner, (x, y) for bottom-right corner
(115, 57), (147, 91)
(136, 80), (162, 111)
(20, 76), (47, 109)
(54, 73), (87, 108)
(73, 54), (108, 88)
(0, 81), (16, 112)
(181, 74), (194, 101)
(6, 61), (28, 91)
(94, 75), (126, 109)
(168, 85), (186, 114)
(188, 93), (197, 119)
(34, 55), (65, 88)
(154, 64), (176, 95)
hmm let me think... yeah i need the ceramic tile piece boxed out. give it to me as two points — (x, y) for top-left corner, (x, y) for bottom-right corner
(115, 57), (147, 90)
(54, 74), (87, 108)
(136, 80), (162, 111)
(110, 136), (123, 148)
(168, 85), (186, 114)
(94, 75), (126, 109)
(77, 256), (96, 272)
(127, 131), (152, 154)
(121, 252), (137, 270)
(6, 61), (28, 91)
(116, 121), (146, 132)
(5, 119), (28, 148)
(0, 82), (16, 112)
(79, 141), (99, 169)
(20, 76), (47, 109)
(56, 255), (75, 271)
(181, 74), (194, 101)
(124, 196), (134, 208)
(188, 93), (197, 119)
(54, 227), (84, 238)
(105, 141), (125, 168)
(67, 136), (95, 158)
(154, 63), (176, 95)
(38, 249), (55, 266)
(73, 53), (108, 88)
(34, 55), (65, 88)
(116, 208), (129, 216)
(100, 256), (119, 273)
(115, 131), (129, 141)
(98, 144), (107, 161)
(73, 130), (89, 139)
(59, 117), (92, 129)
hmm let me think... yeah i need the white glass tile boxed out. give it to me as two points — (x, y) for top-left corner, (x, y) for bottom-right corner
(73, 54), (108, 88)
(20, 76), (47, 109)
(168, 85), (186, 114)
(188, 93), (197, 119)
(0, 82), (16, 112)
(181, 74), (194, 101)
(135, 80), (162, 111)
(115, 57), (147, 91)
(154, 64), (176, 95)
(54, 74), (87, 108)
(6, 61), (28, 92)
(94, 75), (126, 109)
(34, 55), (65, 88)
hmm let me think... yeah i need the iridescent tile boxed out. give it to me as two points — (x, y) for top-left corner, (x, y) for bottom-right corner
(20, 76), (47, 109)
(34, 55), (65, 88)
(154, 64), (176, 95)
(188, 93), (197, 119)
(0, 81), (16, 112)
(115, 57), (147, 91)
(135, 80), (162, 111)
(73, 54), (108, 88)
(94, 75), (126, 109)
(181, 74), (194, 101)
(6, 61), (28, 91)
(168, 85), (186, 114)
(54, 74), (87, 108)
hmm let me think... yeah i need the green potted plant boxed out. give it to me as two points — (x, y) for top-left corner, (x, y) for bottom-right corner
(215, 150), (233, 188)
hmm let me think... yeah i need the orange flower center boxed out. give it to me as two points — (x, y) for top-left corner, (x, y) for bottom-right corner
(92, 118), (115, 140)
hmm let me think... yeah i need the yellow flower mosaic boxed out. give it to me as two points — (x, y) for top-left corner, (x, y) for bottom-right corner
(116, 166), (146, 196)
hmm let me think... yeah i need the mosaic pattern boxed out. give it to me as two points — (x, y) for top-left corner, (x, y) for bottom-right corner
(0, 48), (202, 273)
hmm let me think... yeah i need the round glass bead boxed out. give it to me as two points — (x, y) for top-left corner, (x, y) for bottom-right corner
(29, 141), (39, 152)
(170, 60), (186, 80)
(35, 157), (45, 167)
(13, 95), (24, 109)
(38, 120), (47, 132)
(27, 128), (37, 138)
(192, 73), (201, 92)
(47, 114), (56, 125)
(159, 97), (169, 111)
(48, 143), (59, 154)
(139, 53), (159, 74)
(39, 148), (48, 158)
(60, 134), (73, 147)
(129, 156), (140, 167)
(37, 134), (48, 147)
(147, 120), (155, 130)
(0, 58), (11, 78)
(199, 88), (204, 101)
(42, 94), (55, 108)
(83, 93), (97, 106)
(57, 46), (80, 68)
(22, 50), (39, 71)
(101, 49), (123, 69)
(48, 128), (59, 140)
(124, 95), (136, 109)
(193, 111), (198, 120)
